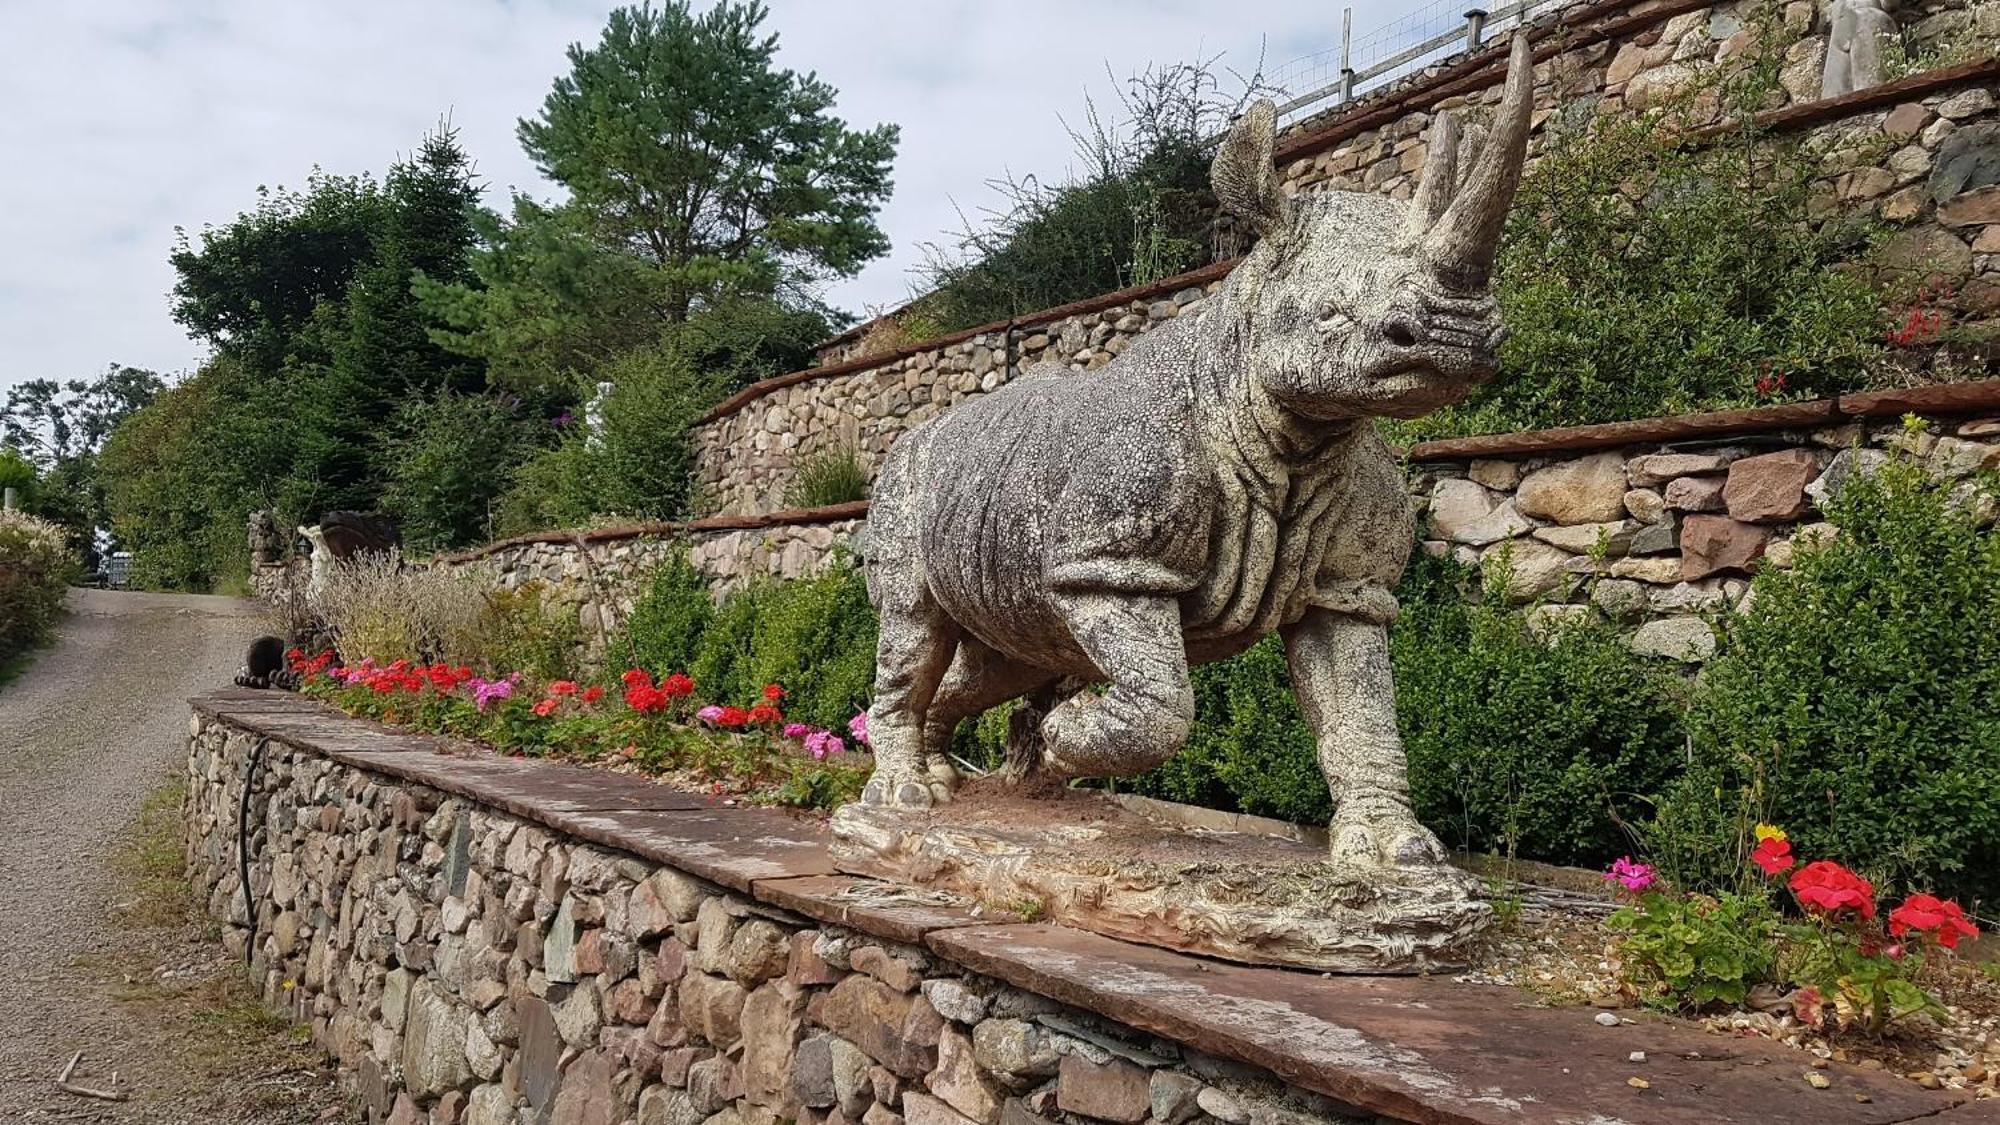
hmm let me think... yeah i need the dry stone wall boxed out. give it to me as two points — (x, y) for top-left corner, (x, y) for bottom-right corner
(690, 280), (1226, 516)
(1408, 407), (2000, 660)
(184, 709), (1394, 1125)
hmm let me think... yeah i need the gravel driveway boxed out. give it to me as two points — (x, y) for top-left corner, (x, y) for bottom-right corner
(0, 587), (343, 1122)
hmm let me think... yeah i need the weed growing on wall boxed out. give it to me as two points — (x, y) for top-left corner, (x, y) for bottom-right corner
(782, 445), (871, 509)
(1658, 453), (2000, 904)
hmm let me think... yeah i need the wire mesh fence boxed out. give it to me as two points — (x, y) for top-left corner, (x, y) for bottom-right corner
(1266, 0), (1577, 125)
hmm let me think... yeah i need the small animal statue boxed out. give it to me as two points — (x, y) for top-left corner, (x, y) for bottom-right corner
(1821, 0), (1897, 97)
(296, 511), (401, 597)
(858, 36), (1535, 873)
(233, 634), (295, 690)
(247, 509), (284, 566)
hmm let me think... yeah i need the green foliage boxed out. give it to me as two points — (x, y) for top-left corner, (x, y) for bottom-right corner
(1396, 27), (1885, 441)
(618, 553), (876, 730)
(1132, 553), (1686, 863)
(1394, 555), (1688, 866)
(616, 548), (714, 676)
(0, 509), (74, 663)
(782, 445), (870, 508)
(515, 0), (896, 322)
(1133, 636), (1329, 824)
(382, 391), (547, 551)
(1609, 890), (1781, 1009)
(1662, 454), (2000, 903)
(919, 61), (1233, 331)
(0, 449), (35, 508)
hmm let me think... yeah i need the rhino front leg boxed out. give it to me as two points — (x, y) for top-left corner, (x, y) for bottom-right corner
(1039, 593), (1195, 780)
(861, 585), (961, 810)
(1282, 609), (1446, 868)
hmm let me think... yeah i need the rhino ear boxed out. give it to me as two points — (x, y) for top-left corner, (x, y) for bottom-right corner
(1211, 99), (1288, 239)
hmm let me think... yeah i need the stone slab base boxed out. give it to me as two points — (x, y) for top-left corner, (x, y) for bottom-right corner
(830, 786), (1492, 974)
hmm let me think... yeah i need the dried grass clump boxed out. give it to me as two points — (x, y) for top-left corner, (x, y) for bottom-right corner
(311, 553), (493, 666)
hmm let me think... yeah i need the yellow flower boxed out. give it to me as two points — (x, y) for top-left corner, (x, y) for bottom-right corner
(1753, 823), (1787, 844)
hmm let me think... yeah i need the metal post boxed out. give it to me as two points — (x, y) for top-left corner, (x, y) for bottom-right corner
(1340, 8), (1355, 103)
(2, 487), (15, 512)
(1463, 8), (1488, 49)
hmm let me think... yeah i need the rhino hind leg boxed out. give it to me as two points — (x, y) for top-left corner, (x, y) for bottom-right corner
(861, 578), (961, 810)
(920, 639), (1055, 782)
(1037, 593), (1195, 781)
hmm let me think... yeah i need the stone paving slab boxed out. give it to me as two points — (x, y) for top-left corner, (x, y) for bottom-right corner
(928, 923), (1964, 1125)
(327, 749), (724, 818)
(753, 874), (1026, 945)
(543, 806), (836, 893)
(191, 688), (339, 713)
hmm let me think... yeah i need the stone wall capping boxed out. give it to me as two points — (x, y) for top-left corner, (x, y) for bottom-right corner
(434, 500), (872, 565)
(925, 923), (1955, 1125)
(194, 699), (1981, 1124)
(1405, 379), (2000, 462)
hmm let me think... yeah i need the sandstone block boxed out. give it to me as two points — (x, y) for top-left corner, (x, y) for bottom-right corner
(551, 1050), (619, 1125)
(1623, 488), (1667, 524)
(1680, 515), (1769, 579)
(1515, 453), (1628, 524)
(1663, 475), (1725, 512)
(681, 972), (749, 1050)
(728, 921), (792, 987)
(928, 1027), (1003, 1124)
(1467, 458), (1520, 490)
(904, 1093), (980, 1125)
(818, 974), (935, 1078)
(1531, 520), (1638, 556)
(851, 944), (925, 993)
(789, 931), (842, 986)
(1427, 479), (1531, 545)
(640, 1086), (709, 1125)
(741, 982), (809, 1110)
(689, 1055), (745, 1114)
(1626, 452), (1728, 487)
(1056, 1055), (1152, 1124)
(1629, 617), (1717, 662)
(554, 983), (604, 1050)
(1483, 540), (1572, 603)
(1724, 449), (1818, 522)
(404, 979), (474, 1097)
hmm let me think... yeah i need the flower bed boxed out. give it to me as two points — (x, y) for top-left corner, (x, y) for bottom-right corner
(288, 649), (870, 809)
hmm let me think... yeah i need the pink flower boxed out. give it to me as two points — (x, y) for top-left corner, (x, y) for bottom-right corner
(782, 723), (812, 740)
(695, 705), (725, 724)
(1604, 856), (1657, 893)
(848, 711), (870, 746)
(804, 731), (845, 760)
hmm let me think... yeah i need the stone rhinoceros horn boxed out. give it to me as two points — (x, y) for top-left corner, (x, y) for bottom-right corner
(1416, 31), (1535, 290)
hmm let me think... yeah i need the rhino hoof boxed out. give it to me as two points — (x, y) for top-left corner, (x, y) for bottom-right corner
(861, 774), (945, 810)
(1331, 815), (1446, 868)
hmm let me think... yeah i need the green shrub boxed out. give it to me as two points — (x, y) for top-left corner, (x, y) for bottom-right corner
(382, 391), (547, 551)
(1661, 455), (2000, 904)
(782, 446), (871, 509)
(1609, 889), (1781, 1009)
(1133, 553), (1686, 863)
(0, 509), (73, 662)
(1392, 554), (1689, 866)
(616, 547), (714, 676)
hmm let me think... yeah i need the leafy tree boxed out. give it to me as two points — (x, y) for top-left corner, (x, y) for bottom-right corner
(381, 390), (548, 551)
(519, 1), (899, 320)
(169, 173), (385, 372)
(1, 365), (164, 552)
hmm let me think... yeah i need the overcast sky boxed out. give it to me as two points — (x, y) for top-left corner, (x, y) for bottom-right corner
(0, 0), (1385, 393)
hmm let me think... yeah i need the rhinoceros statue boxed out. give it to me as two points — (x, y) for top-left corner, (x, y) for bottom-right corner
(859, 35), (1535, 873)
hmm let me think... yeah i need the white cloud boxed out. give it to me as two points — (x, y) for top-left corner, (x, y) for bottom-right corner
(0, 0), (1385, 393)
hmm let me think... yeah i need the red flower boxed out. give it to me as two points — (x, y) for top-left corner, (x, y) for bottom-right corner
(625, 685), (666, 713)
(622, 668), (655, 690)
(762, 683), (785, 702)
(581, 685), (605, 704)
(660, 672), (695, 698)
(715, 706), (750, 728)
(747, 702), (783, 725)
(548, 680), (578, 696)
(1789, 860), (1876, 920)
(1888, 893), (1978, 949)
(1751, 835), (1794, 877)
(532, 698), (559, 717)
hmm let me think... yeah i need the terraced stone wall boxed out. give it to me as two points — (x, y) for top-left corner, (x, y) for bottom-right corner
(184, 705), (1391, 1125)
